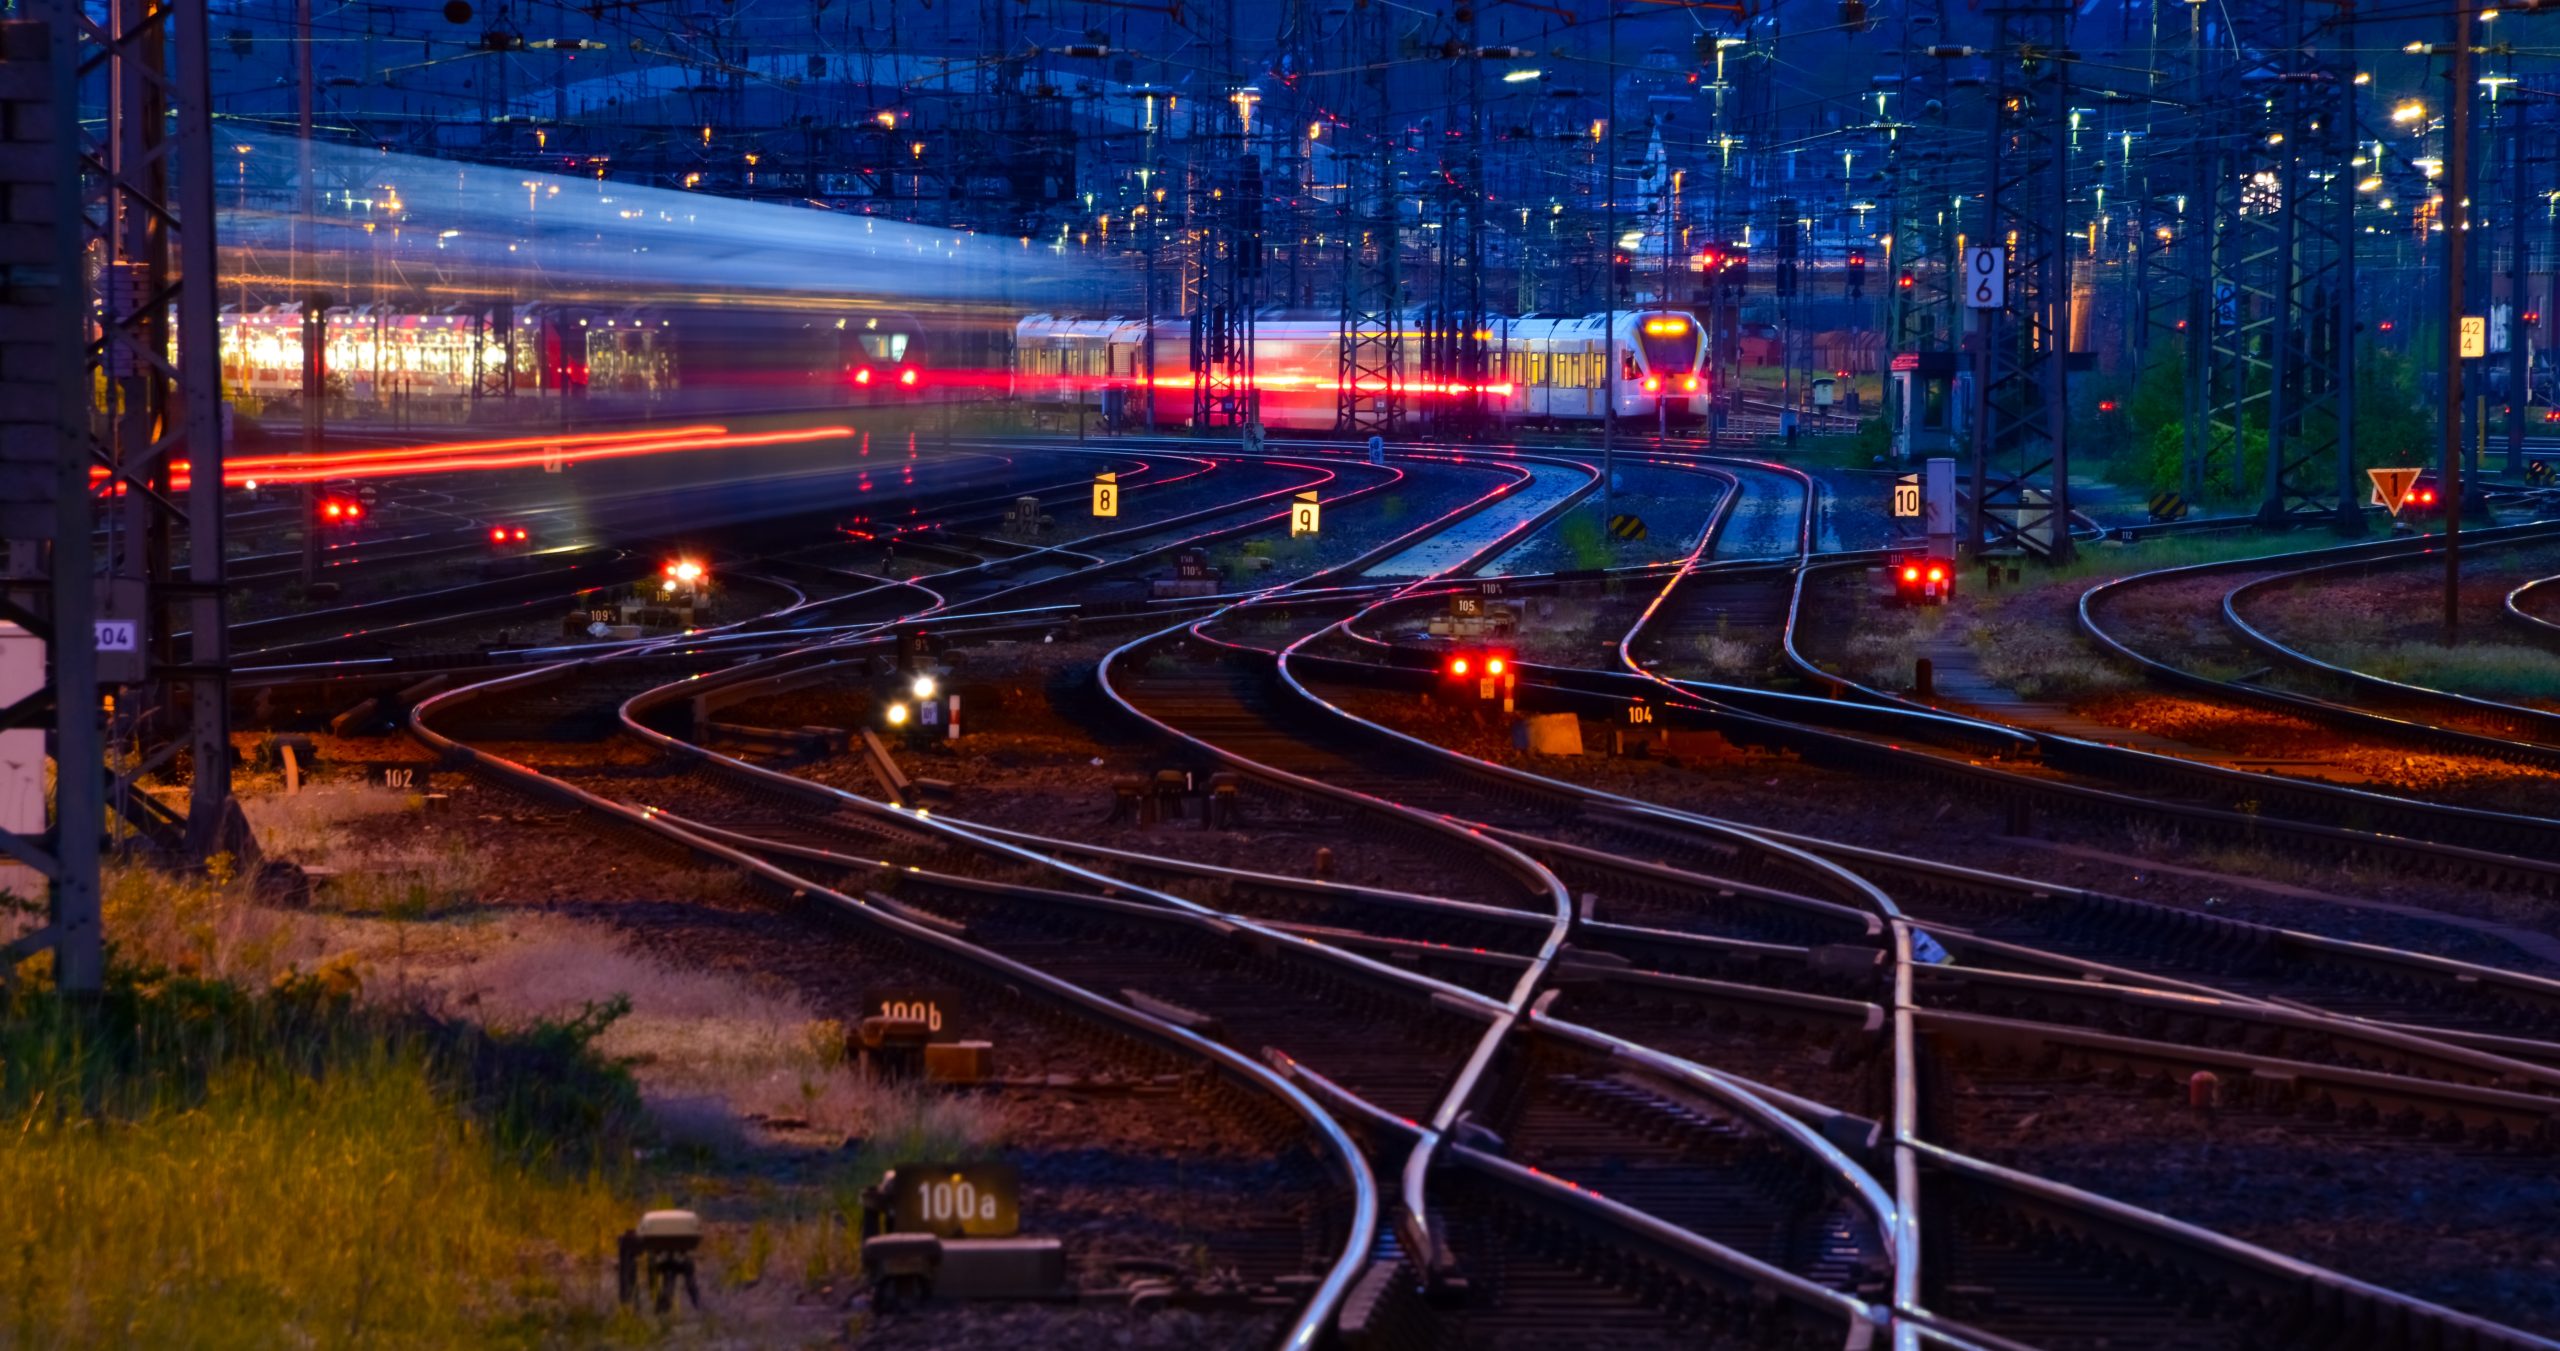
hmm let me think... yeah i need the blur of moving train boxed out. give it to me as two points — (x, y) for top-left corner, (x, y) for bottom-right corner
(214, 291), (1708, 437)
(216, 300), (1013, 425)
(1012, 309), (1711, 431)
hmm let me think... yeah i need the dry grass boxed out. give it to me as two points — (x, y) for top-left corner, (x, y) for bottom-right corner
(1831, 606), (1943, 692)
(427, 921), (1005, 1161)
(1, 859), (643, 1349)
(1965, 594), (2140, 700)
(243, 786), (489, 919)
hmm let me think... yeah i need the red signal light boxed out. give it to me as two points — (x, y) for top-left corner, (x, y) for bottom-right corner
(1485, 656), (1506, 676)
(1681, 375), (1700, 392)
(515, 528), (528, 541)
(2098, 400), (2118, 412)
(2419, 489), (2436, 504)
(854, 368), (873, 385)
(898, 368), (919, 386)
(1926, 566), (1946, 583)
(492, 527), (507, 542)
(1901, 565), (1920, 583)
(323, 502), (343, 520)
(1449, 656), (1471, 677)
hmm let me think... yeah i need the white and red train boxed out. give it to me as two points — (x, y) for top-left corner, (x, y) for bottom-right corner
(1012, 309), (1710, 431)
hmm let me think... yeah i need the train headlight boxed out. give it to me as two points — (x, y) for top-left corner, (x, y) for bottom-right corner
(1641, 376), (1662, 393)
(911, 674), (938, 700)
(885, 701), (911, 726)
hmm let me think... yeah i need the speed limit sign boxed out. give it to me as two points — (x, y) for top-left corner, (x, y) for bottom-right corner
(1964, 247), (2005, 310)
(1289, 491), (1320, 537)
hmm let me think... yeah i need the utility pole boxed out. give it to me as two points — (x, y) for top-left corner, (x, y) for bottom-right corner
(2441, 3), (2473, 646)
(297, 0), (320, 588)
(1601, 2), (1617, 510)
(2506, 87), (2530, 480)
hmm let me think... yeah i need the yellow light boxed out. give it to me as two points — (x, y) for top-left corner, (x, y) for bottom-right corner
(885, 702), (910, 726)
(1642, 318), (1689, 335)
(911, 675), (938, 700)
(877, 111), (897, 128)
(2392, 100), (2425, 124)
(671, 560), (704, 583)
(1309, 122), (1322, 139)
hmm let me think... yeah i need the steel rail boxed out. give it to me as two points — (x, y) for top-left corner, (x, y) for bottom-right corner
(2222, 547), (2560, 744)
(2509, 574), (2560, 640)
(409, 665), (1378, 1351)
(2077, 519), (2560, 771)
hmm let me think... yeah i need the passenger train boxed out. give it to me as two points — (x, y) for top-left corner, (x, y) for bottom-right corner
(1012, 309), (1710, 432)
(218, 299), (1010, 421)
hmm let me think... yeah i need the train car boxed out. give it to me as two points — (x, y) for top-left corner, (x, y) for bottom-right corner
(217, 299), (991, 420)
(1012, 308), (1709, 432)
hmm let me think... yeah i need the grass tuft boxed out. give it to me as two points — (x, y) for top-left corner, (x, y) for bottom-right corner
(0, 943), (643, 1348)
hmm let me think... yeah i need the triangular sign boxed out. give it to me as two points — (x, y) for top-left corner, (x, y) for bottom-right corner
(1096, 471), (1116, 484)
(2367, 467), (2421, 516)
(1295, 491), (1319, 504)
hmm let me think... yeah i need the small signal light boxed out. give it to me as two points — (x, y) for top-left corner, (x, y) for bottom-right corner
(1641, 376), (1662, 393)
(885, 701), (910, 726)
(854, 368), (873, 385)
(491, 527), (508, 542)
(898, 368), (919, 386)
(2419, 489), (2435, 504)
(1450, 656), (1471, 677)
(514, 528), (528, 541)
(324, 502), (343, 520)
(1485, 656), (1506, 676)
(1902, 565), (1921, 582)
(2098, 400), (2118, 412)
(1681, 375), (1700, 392)
(1926, 566), (1946, 583)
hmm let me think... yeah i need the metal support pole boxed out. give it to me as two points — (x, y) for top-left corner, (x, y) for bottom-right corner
(2507, 93), (2528, 480)
(1601, 3), (1616, 510)
(2442, 4), (2472, 645)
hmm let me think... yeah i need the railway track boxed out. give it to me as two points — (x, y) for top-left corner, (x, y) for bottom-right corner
(320, 434), (2560, 1347)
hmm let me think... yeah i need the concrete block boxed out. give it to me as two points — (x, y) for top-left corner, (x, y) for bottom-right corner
(933, 1238), (1067, 1300)
(1515, 712), (1583, 757)
(923, 1040), (994, 1084)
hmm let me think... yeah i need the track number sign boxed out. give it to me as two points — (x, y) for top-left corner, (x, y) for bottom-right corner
(94, 620), (137, 653)
(884, 1161), (1019, 1238)
(2460, 316), (2487, 360)
(1892, 474), (1921, 519)
(1964, 247), (2005, 310)
(1092, 471), (1118, 518)
(1290, 491), (1320, 537)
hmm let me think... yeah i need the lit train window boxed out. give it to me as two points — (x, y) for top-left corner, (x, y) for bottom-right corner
(859, 332), (910, 361)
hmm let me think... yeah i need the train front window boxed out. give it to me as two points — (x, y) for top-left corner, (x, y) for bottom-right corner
(1636, 315), (1699, 376)
(859, 332), (910, 361)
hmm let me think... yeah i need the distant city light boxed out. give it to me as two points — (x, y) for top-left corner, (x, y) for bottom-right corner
(1503, 69), (1542, 82)
(2392, 100), (2426, 123)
